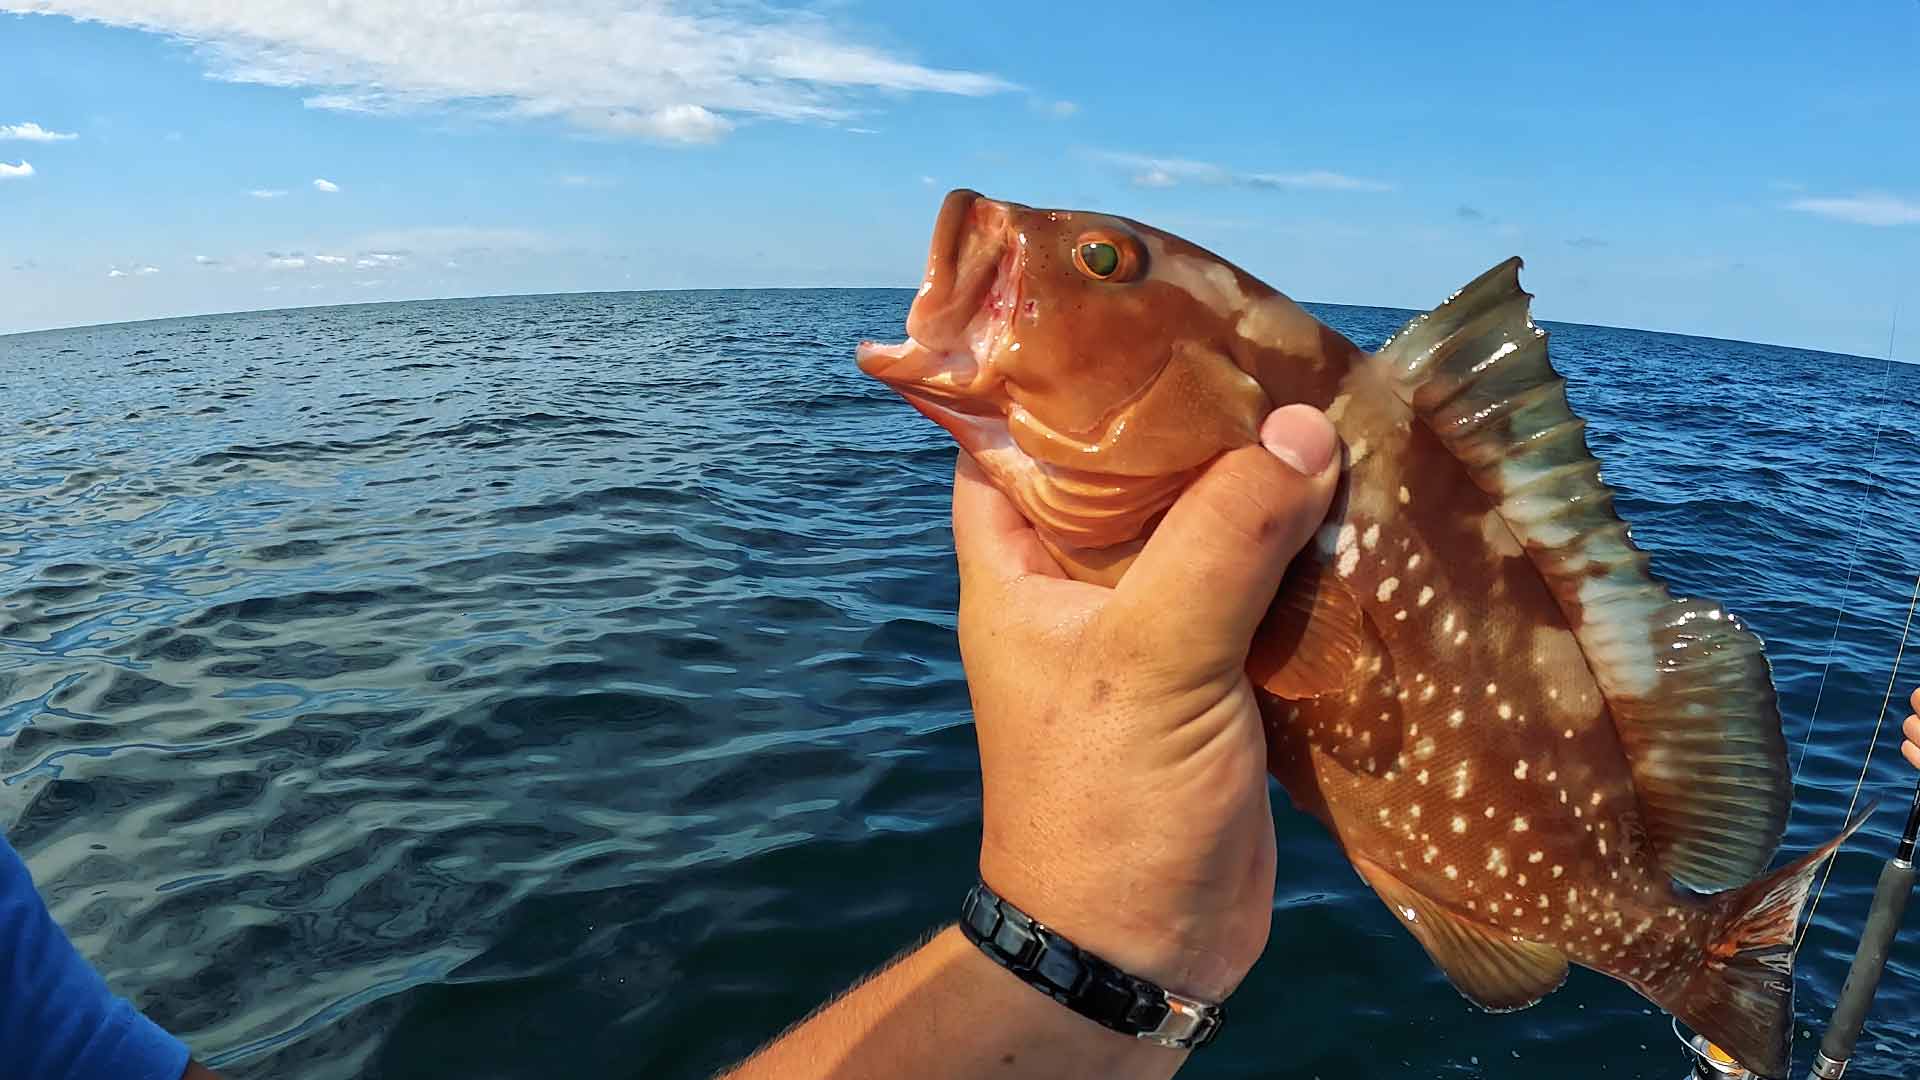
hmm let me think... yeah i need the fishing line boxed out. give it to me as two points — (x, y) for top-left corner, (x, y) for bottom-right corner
(1786, 294), (1903, 829)
(1796, 570), (1920, 953)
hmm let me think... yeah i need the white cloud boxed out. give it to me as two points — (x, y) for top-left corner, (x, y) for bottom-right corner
(5, 2), (1013, 144)
(312, 253), (348, 264)
(1, 121), (77, 142)
(355, 251), (405, 268)
(107, 267), (126, 278)
(266, 255), (308, 269)
(558, 173), (614, 188)
(582, 104), (732, 143)
(194, 254), (219, 265)
(1095, 151), (1391, 194)
(1787, 193), (1920, 227)
(0, 160), (34, 179)
(352, 226), (550, 254)
(920, 175), (936, 186)
(106, 264), (160, 277)
(249, 188), (288, 199)
(312, 177), (340, 192)
(1033, 98), (1077, 118)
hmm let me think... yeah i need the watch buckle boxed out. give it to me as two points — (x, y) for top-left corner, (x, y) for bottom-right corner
(1136, 990), (1213, 1049)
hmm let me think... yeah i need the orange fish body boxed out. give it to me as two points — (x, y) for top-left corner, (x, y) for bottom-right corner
(858, 190), (1859, 1078)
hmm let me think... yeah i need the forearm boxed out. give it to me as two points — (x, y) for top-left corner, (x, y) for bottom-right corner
(721, 926), (1187, 1080)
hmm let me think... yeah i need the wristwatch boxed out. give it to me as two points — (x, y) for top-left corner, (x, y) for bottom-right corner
(958, 880), (1225, 1050)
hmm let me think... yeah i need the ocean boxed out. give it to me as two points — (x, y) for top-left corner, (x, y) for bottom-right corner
(2, 289), (1917, 1078)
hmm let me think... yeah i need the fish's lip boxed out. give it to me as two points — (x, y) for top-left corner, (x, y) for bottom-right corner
(905, 190), (1012, 355)
(855, 338), (989, 409)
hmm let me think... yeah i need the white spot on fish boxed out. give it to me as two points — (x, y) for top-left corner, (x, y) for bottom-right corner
(1528, 851), (1544, 864)
(1512, 817), (1530, 833)
(1423, 845), (1439, 864)
(1448, 709), (1465, 729)
(1442, 612), (1456, 633)
(1416, 769), (1430, 785)
(1498, 702), (1514, 720)
(1398, 485), (1410, 504)
(1350, 438), (1370, 463)
(1417, 585), (1434, 607)
(1445, 865), (1459, 880)
(1590, 792), (1603, 807)
(1513, 761), (1528, 780)
(1451, 816), (1467, 834)
(1394, 609), (1408, 621)
(1338, 546), (1360, 578)
(1454, 630), (1468, 644)
(1598, 838), (1609, 857)
(1362, 524), (1381, 550)
(1414, 736), (1436, 760)
(1377, 577), (1400, 602)
(1408, 553), (1423, 571)
(1401, 905), (1419, 922)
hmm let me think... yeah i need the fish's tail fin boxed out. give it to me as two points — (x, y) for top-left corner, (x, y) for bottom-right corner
(1666, 809), (1874, 1078)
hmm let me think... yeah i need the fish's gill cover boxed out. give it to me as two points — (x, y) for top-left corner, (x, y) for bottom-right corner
(1372, 259), (1791, 893)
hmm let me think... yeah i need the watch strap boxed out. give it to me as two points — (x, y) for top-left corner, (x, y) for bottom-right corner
(957, 880), (1224, 1050)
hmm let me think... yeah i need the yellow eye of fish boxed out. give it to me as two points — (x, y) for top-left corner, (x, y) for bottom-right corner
(1077, 242), (1121, 279)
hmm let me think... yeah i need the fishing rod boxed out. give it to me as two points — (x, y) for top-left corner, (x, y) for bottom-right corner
(1675, 573), (1920, 1080)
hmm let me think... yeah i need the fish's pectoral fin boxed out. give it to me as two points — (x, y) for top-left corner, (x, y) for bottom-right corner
(1375, 258), (1790, 893)
(1254, 571), (1405, 777)
(1248, 557), (1371, 699)
(1352, 856), (1568, 1013)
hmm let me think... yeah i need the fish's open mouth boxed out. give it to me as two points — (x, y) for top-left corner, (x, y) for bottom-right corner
(856, 189), (1019, 428)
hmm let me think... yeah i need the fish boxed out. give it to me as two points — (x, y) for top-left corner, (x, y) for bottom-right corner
(855, 188), (1866, 1077)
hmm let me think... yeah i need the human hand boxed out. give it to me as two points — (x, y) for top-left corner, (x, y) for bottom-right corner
(952, 404), (1341, 1005)
(1902, 687), (1919, 771)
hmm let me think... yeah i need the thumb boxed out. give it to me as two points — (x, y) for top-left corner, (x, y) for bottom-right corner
(1113, 404), (1341, 676)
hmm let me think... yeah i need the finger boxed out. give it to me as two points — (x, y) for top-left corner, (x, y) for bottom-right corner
(1904, 737), (1920, 772)
(1911, 686), (1920, 717)
(1903, 714), (1920, 771)
(1114, 404), (1340, 673)
(952, 451), (1063, 591)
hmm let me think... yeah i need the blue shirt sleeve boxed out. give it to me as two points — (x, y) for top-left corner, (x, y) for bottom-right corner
(1, 833), (191, 1080)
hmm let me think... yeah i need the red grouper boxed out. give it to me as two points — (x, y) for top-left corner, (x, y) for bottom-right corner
(856, 189), (1865, 1078)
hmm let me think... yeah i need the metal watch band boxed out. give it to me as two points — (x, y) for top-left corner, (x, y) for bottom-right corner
(957, 880), (1224, 1050)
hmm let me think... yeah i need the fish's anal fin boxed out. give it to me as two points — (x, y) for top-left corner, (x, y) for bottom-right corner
(1373, 258), (1790, 893)
(1248, 559), (1371, 699)
(1353, 856), (1568, 1013)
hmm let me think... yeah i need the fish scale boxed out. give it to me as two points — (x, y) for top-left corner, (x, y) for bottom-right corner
(857, 189), (1867, 1079)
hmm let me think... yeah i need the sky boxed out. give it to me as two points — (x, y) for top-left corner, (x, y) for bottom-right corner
(1, 0), (1916, 358)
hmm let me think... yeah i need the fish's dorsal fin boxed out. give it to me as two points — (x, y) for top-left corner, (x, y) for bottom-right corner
(1373, 258), (1790, 893)
(1352, 856), (1567, 1012)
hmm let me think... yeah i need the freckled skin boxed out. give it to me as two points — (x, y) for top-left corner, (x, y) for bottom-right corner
(859, 191), (1733, 1014)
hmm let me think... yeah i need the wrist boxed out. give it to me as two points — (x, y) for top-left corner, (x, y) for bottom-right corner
(978, 846), (1256, 1003)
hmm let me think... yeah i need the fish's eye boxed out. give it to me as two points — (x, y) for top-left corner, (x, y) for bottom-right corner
(1078, 242), (1120, 278)
(1071, 232), (1142, 282)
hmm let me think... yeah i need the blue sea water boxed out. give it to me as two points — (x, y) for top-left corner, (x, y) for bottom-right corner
(1, 289), (1917, 1079)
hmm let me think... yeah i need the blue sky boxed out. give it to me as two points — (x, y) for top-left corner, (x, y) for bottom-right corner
(1, 1), (1916, 357)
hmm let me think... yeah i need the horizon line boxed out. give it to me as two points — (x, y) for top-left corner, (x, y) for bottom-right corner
(1, 285), (1907, 367)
